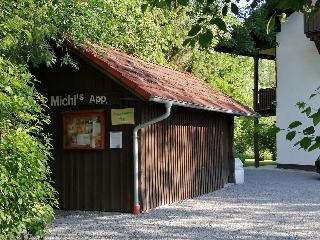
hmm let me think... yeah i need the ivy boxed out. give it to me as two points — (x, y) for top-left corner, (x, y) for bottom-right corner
(310, 109), (320, 126)
(285, 87), (320, 153)
(286, 131), (296, 141)
(288, 121), (302, 129)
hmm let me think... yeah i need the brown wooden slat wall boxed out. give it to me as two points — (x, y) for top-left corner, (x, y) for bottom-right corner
(34, 53), (141, 212)
(49, 108), (135, 212)
(140, 104), (234, 211)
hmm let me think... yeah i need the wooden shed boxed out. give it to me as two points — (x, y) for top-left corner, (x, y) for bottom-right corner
(34, 43), (256, 214)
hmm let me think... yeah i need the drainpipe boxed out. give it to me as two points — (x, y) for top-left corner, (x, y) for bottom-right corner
(132, 101), (173, 214)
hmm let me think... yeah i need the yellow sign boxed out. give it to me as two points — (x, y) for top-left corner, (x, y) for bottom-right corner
(111, 108), (135, 125)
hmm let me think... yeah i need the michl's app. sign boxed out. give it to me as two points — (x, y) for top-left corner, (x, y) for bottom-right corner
(50, 94), (109, 107)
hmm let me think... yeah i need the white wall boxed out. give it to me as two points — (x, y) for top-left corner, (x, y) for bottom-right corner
(277, 13), (320, 166)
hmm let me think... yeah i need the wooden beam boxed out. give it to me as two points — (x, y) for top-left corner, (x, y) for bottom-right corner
(253, 55), (260, 168)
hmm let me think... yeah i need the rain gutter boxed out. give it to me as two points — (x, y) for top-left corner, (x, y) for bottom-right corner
(132, 101), (172, 214)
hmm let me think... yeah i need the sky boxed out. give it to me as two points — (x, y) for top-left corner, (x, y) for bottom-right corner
(238, 0), (253, 7)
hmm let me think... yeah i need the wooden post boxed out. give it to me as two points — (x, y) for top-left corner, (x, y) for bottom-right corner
(253, 55), (260, 168)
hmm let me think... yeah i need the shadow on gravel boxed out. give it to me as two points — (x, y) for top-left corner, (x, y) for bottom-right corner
(48, 168), (320, 240)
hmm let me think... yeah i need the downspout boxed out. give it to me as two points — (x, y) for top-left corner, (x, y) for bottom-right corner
(132, 101), (172, 214)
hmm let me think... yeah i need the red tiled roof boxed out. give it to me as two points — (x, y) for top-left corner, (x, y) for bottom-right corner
(77, 43), (257, 116)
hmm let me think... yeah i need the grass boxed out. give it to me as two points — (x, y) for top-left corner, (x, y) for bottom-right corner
(243, 159), (277, 167)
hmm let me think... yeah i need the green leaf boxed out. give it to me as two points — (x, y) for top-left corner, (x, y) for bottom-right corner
(141, 4), (148, 13)
(197, 17), (207, 23)
(4, 86), (13, 94)
(182, 38), (192, 46)
(231, 3), (239, 15)
(279, 13), (287, 23)
(183, 38), (196, 47)
(188, 24), (202, 36)
(210, 17), (227, 31)
(23, 30), (32, 41)
(301, 106), (311, 116)
(286, 131), (296, 141)
(177, 0), (189, 6)
(199, 29), (213, 48)
(296, 101), (306, 110)
(222, 5), (228, 16)
(310, 109), (320, 126)
(300, 137), (312, 150)
(308, 141), (320, 152)
(303, 126), (315, 135)
(288, 121), (302, 129)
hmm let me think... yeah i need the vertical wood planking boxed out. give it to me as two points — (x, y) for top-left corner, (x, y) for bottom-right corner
(36, 48), (235, 213)
(140, 104), (234, 211)
(39, 54), (139, 213)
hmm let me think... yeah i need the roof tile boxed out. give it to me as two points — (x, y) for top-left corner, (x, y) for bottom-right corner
(79, 43), (257, 116)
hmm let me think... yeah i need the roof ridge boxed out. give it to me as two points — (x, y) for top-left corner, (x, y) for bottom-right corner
(91, 43), (212, 83)
(94, 45), (241, 100)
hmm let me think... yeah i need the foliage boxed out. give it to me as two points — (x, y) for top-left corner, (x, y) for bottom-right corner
(51, 0), (189, 63)
(0, 0), (60, 66)
(0, 0), (280, 237)
(0, 58), (56, 239)
(258, 117), (277, 161)
(266, 0), (320, 32)
(145, 0), (320, 51)
(234, 117), (277, 161)
(243, 159), (277, 167)
(0, 1), (60, 238)
(284, 87), (320, 152)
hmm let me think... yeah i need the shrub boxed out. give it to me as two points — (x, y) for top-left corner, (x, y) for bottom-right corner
(0, 58), (56, 239)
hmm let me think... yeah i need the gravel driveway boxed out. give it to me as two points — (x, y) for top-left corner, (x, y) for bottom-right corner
(48, 167), (320, 240)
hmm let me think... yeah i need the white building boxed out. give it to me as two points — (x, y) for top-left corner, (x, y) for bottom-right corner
(216, 11), (320, 170)
(276, 12), (320, 170)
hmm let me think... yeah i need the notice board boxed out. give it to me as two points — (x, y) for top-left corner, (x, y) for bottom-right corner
(63, 111), (105, 150)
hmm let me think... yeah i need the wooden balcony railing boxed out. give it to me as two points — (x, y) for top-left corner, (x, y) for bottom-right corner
(304, 11), (320, 53)
(256, 88), (276, 116)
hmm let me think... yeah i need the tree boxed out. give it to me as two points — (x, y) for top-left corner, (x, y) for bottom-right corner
(0, 1), (60, 238)
(0, 59), (56, 239)
(145, 0), (320, 50)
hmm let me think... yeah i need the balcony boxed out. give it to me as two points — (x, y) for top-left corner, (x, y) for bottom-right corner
(256, 88), (276, 116)
(304, 11), (320, 53)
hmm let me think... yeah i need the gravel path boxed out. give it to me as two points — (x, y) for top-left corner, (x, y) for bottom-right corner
(47, 167), (320, 240)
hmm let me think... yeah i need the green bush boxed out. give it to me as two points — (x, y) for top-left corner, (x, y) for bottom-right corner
(258, 117), (277, 161)
(234, 117), (277, 161)
(0, 58), (56, 239)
